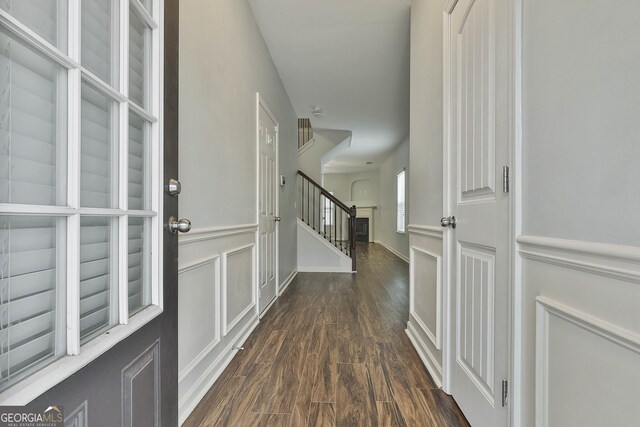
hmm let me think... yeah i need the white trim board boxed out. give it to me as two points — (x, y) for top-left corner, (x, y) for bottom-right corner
(517, 235), (640, 284)
(374, 240), (410, 263)
(278, 269), (298, 296)
(179, 224), (258, 246)
(406, 321), (443, 388)
(297, 266), (355, 273)
(408, 224), (444, 240)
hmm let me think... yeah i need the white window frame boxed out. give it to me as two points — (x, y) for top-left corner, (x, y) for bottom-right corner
(323, 191), (335, 226)
(396, 169), (406, 234)
(0, 0), (164, 405)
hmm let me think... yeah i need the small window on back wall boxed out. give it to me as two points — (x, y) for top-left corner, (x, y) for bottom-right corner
(396, 170), (406, 233)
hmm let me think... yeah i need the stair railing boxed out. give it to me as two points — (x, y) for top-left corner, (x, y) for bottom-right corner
(297, 170), (356, 272)
(298, 118), (313, 149)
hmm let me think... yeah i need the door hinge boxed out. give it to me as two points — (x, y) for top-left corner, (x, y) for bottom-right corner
(502, 166), (510, 193)
(501, 380), (509, 407)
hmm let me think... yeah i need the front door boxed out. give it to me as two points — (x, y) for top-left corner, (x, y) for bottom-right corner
(26, 1), (181, 425)
(257, 95), (278, 315)
(445, 0), (510, 425)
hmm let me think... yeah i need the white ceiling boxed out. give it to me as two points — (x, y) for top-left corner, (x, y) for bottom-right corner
(248, 0), (411, 174)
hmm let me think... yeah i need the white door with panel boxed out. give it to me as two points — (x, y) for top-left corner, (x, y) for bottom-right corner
(445, 0), (510, 425)
(258, 97), (278, 314)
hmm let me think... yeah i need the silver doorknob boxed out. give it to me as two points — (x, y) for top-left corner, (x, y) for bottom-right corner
(441, 216), (456, 229)
(168, 216), (191, 234)
(274, 216), (281, 222)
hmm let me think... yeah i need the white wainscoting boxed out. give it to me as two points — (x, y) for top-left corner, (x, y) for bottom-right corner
(222, 244), (256, 336)
(517, 235), (640, 426)
(406, 225), (444, 388)
(178, 224), (260, 425)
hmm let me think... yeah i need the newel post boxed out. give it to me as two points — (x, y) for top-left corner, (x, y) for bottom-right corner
(350, 205), (357, 272)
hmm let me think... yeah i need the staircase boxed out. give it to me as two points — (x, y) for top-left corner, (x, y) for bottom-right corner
(297, 170), (357, 272)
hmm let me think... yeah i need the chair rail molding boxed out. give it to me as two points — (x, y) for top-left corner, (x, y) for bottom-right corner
(408, 224), (444, 240)
(178, 223), (258, 246)
(517, 235), (640, 284)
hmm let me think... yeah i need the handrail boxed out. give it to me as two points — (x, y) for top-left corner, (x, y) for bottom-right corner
(297, 170), (351, 212)
(297, 170), (357, 272)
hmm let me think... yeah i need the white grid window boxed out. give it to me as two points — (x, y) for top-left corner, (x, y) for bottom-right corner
(323, 191), (334, 226)
(0, 0), (163, 396)
(396, 170), (406, 233)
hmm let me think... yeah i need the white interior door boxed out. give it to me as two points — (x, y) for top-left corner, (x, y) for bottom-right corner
(446, 0), (510, 425)
(258, 97), (278, 314)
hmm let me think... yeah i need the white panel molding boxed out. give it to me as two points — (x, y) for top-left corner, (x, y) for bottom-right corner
(406, 321), (443, 388)
(518, 235), (640, 284)
(178, 316), (259, 426)
(410, 246), (442, 349)
(408, 224), (444, 240)
(177, 255), (221, 383)
(178, 224), (258, 246)
(278, 268), (298, 296)
(222, 243), (257, 336)
(375, 240), (410, 263)
(535, 296), (640, 427)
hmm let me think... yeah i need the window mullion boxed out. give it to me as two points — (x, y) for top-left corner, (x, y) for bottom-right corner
(66, 0), (81, 356)
(118, 0), (130, 324)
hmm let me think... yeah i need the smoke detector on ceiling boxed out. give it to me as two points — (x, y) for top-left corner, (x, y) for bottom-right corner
(311, 106), (323, 119)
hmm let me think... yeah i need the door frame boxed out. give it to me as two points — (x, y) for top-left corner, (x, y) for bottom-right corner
(255, 93), (280, 317)
(441, 0), (518, 424)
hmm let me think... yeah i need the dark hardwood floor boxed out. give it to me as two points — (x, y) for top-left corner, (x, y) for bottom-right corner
(184, 243), (469, 426)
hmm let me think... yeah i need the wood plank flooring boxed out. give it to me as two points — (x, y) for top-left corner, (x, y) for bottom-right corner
(184, 244), (470, 427)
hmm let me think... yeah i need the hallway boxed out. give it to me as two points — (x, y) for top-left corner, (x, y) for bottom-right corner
(184, 244), (469, 426)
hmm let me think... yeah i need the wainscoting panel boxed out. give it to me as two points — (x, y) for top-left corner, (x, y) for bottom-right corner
(535, 297), (640, 427)
(406, 225), (444, 387)
(178, 225), (260, 425)
(178, 256), (220, 379)
(223, 244), (256, 335)
(410, 246), (441, 348)
(517, 235), (640, 426)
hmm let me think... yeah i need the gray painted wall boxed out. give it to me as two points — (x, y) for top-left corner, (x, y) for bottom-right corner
(522, 0), (640, 246)
(376, 136), (410, 259)
(409, 0), (443, 228)
(179, 0), (298, 285)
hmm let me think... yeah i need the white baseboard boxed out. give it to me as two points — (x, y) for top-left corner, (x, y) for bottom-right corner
(375, 240), (410, 263)
(297, 266), (354, 273)
(406, 321), (443, 388)
(278, 269), (298, 296)
(178, 316), (259, 425)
